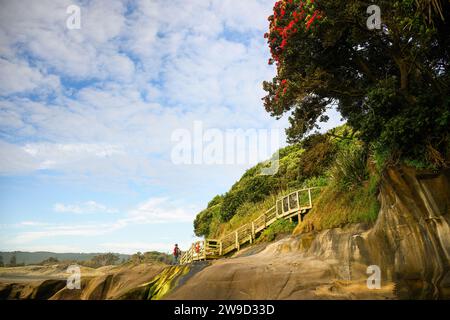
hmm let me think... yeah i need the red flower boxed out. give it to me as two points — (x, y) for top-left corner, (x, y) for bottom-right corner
(306, 11), (318, 29)
(288, 20), (295, 29)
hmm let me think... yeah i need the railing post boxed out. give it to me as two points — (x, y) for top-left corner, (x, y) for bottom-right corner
(275, 200), (279, 218)
(251, 221), (255, 241)
(219, 241), (223, 256)
(203, 240), (206, 260)
(308, 188), (312, 207)
(235, 231), (239, 251)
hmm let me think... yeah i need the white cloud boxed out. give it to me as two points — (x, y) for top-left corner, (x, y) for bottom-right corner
(0, 0), (130, 80)
(0, 141), (40, 175)
(19, 221), (50, 227)
(127, 197), (197, 224)
(212, 0), (273, 32)
(0, 0), (345, 253)
(53, 201), (118, 214)
(5, 197), (197, 246)
(0, 58), (60, 95)
(0, 0), (283, 184)
(9, 224), (116, 244)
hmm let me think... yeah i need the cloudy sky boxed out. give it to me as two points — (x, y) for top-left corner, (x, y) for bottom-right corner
(0, 0), (342, 254)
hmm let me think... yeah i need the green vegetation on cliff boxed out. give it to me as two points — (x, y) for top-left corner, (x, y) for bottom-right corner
(194, 125), (381, 240)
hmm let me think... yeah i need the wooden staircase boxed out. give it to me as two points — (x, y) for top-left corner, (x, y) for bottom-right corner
(180, 187), (320, 264)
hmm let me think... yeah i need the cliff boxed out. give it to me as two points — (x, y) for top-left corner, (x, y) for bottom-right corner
(1, 166), (448, 300)
(156, 166), (450, 299)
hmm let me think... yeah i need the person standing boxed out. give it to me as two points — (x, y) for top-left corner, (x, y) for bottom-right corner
(173, 243), (181, 265)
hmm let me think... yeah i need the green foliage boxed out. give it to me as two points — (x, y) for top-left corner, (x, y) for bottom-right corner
(403, 158), (436, 170)
(194, 203), (222, 237)
(263, 0), (450, 167)
(297, 135), (337, 179)
(38, 257), (59, 265)
(129, 251), (172, 265)
(194, 129), (346, 237)
(296, 174), (380, 233)
(193, 125), (386, 239)
(275, 133), (336, 190)
(220, 189), (246, 221)
(207, 195), (223, 208)
(219, 168), (277, 222)
(278, 143), (303, 159)
(329, 143), (369, 191)
(257, 219), (297, 243)
(79, 253), (120, 268)
(214, 197), (276, 239)
(300, 175), (328, 189)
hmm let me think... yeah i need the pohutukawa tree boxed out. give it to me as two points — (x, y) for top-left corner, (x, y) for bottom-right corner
(263, 0), (450, 166)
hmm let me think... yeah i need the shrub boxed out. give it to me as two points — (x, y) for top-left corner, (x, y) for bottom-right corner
(128, 251), (172, 265)
(79, 253), (119, 268)
(295, 173), (380, 234)
(329, 143), (369, 191)
(257, 219), (296, 243)
(220, 174), (276, 222)
(194, 203), (221, 237)
(207, 195), (223, 208)
(297, 136), (337, 179)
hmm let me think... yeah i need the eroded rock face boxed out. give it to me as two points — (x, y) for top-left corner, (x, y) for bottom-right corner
(296, 166), (450, 298)
(51, 263), (164, 300)
(164, 166), (450, 300)
(164, 231), (395, 300)
(0, 280), (66, 300)
(0, 263), (165, 300)
(366, 166), (450, 299)
(1, 167), (448, 300)
(295, 166), (450, 299)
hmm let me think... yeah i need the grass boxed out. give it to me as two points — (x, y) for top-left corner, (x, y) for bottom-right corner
(210, 182), (325, 240)
(329, 143), (368, 191)
(210, 196), (277, 239)
(294, 173), (380, 234)
(256, 219), (296, 243)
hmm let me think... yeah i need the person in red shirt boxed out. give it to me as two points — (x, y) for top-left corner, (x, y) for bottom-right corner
(195, 242), (200, 254)
(173, 243), (181, 265)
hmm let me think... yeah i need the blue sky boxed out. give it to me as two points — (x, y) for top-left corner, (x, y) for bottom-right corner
(0, 0), (342, 254)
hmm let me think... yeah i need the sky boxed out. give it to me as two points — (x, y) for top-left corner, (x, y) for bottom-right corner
(0, 0), (343, 254)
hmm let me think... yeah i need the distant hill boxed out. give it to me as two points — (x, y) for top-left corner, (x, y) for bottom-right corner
(0, 251), (131, 265)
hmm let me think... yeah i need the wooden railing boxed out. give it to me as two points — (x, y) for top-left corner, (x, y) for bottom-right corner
(180, 187), (320, 264)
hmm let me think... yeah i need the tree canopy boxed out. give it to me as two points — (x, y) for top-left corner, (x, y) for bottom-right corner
(263, 0), (450, 166)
